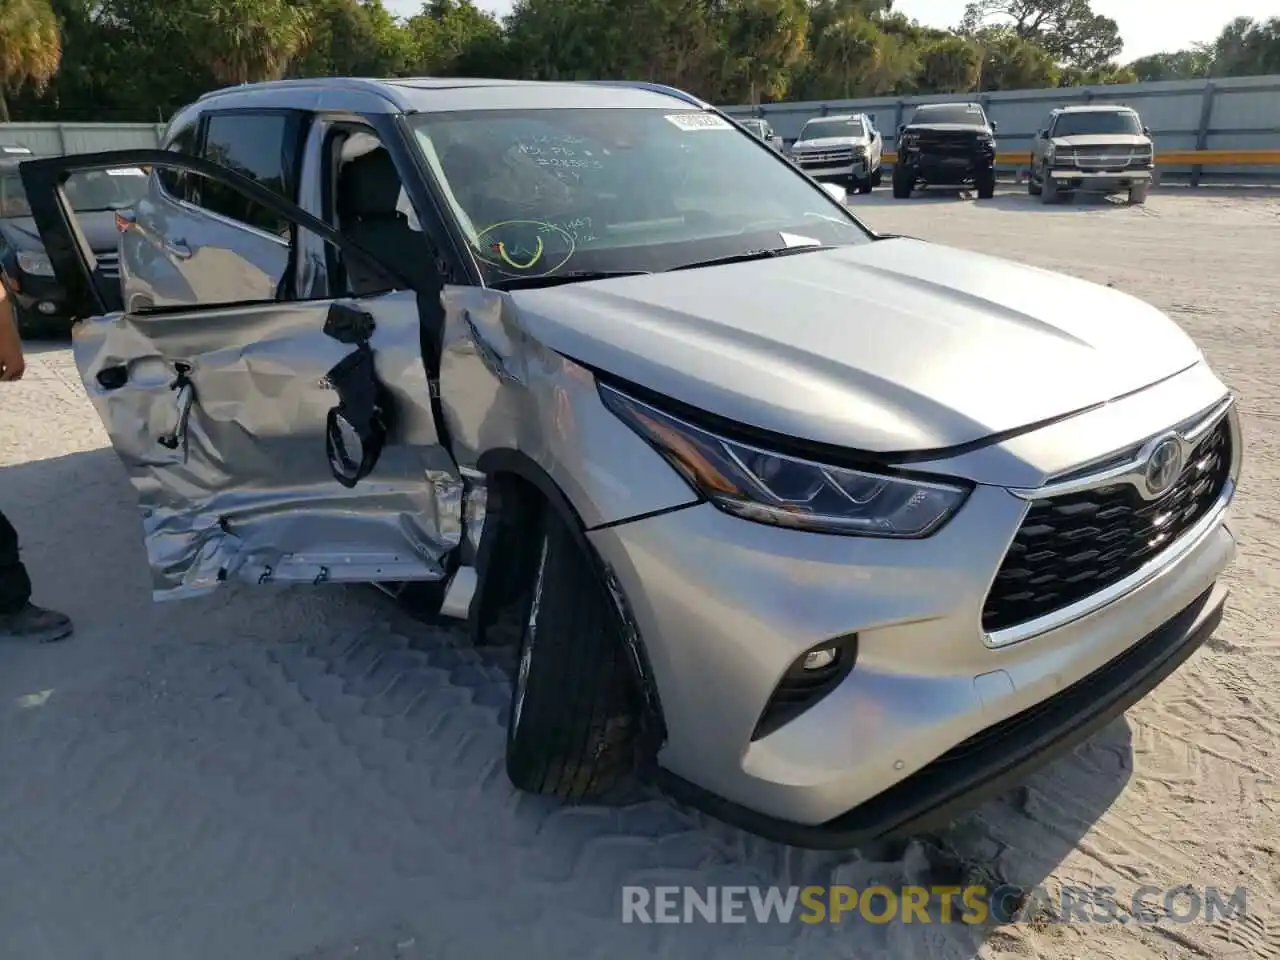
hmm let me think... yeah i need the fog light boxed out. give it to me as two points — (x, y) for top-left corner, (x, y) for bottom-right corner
(803, 647), (838, 670)
(37, 301), (57, 315)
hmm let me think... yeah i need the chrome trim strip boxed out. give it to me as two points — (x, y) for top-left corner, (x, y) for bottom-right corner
(1009, 394), (1234, 501)
(984, 478), (1235, 649)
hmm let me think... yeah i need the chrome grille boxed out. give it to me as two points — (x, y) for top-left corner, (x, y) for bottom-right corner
(795, 149), (856, 166)
(982, 416), (1232, 634)
(1057, 148), (1151, 170)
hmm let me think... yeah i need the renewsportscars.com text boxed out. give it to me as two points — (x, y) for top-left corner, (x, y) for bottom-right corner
(621, 884), (1249, 925)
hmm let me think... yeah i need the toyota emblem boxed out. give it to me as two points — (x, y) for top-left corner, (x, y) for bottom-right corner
(1144, 437), (1183, 497)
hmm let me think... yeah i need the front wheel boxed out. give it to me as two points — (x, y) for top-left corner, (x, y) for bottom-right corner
(1128, 182), (1150, 205)
(505, 507), (640, 802)
(975, 167), (996, 200)
(892, 166), (914, 199)
(871, 166), (883, 187)
(855, 178), (873, 195)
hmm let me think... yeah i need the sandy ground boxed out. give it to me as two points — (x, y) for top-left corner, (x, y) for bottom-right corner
(0, 187), (1277, 960)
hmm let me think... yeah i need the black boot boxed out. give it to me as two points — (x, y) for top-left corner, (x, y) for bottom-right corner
(0, 604), (73, 643)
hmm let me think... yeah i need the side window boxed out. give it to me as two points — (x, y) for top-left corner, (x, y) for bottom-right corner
(195, 111), (304, 236)
(158, 116), (200, 199)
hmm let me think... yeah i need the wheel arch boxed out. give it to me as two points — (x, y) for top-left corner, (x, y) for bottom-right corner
(471, 447), (669, 751)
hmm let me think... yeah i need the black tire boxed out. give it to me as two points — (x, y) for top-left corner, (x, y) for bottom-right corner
(1028, 166), (1042, 196)
(892, 166), (913, 199)
(856, 179), (873, 195)
(13, 305), (65, 341)
(505, 506), (639, 801)
(975, 167), (996, 200)
(871, 166), (883, 187)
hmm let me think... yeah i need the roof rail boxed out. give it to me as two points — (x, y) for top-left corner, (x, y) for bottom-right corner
(581, 80), (706, 108)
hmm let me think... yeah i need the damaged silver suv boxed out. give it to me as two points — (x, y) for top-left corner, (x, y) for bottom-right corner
(20, 78), (1240, 849)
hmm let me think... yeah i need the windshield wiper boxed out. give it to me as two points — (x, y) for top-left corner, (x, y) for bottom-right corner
(667, 244), (835, 272)
(493, 269), (650, 291)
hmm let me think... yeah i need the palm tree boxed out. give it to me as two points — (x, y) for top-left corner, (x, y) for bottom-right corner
(0, 0), (62, 122)
(199, 0), (312, 86)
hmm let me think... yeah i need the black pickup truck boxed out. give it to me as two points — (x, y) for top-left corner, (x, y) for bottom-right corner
(893, 102), (998, 200)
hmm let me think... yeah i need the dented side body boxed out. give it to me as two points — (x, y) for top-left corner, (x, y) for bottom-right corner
(437, 285), (698, 530)
(72, 291), (461, 599)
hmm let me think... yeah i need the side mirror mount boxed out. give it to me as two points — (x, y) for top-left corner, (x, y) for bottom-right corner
(1143, 126), (1151, 136)
(991, 120), (999, 133)
(897, 123), (906, 136)
(821, 182), (846, 203)
(1038, 129), (1049, 140)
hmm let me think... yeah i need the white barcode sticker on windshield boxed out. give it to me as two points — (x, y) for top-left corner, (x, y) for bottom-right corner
(665, 113), (733, 132)
(106, 168), (146, 176)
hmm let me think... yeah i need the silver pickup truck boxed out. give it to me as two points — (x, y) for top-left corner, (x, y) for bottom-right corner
(1030, 104), (1155, 205)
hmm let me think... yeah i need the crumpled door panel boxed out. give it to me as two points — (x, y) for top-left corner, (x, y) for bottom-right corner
(74, 290), (461, 599)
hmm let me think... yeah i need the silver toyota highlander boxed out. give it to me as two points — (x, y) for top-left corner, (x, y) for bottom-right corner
(18, 78), (1240, 849)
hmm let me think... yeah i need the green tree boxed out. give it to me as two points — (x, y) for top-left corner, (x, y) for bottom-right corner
(974, 24), (1058, 90)
(0, 0), (62, 122)
(195, 0), (313, 85)
(721, 0), (809, 103)
(499, 0), (600, 80)
(1210, 16), (1280, 78)
(1057, 62), (1135, 87)
(406, 0), (503, 75)
(961, 0), (1121, 70)
(1128, 48), (1213, 82)
(795, 14), (883, 99)
(290, 0), (415, 77)
(915, 34), (981, 93)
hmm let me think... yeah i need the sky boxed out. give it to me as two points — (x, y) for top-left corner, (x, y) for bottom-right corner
(384, 0), (1275, 62)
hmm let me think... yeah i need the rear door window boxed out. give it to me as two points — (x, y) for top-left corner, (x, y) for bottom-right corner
(195, 111), (306, 236)
(159, 115), (200, 199)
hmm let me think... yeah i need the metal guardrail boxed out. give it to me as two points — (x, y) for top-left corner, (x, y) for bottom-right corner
(880, 149), (1280, 167)
(730, 76), (1280, 186)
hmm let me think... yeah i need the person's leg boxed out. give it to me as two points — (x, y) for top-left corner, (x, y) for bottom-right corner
(0, 508), (72, 643)
(0, 508), (31, 614)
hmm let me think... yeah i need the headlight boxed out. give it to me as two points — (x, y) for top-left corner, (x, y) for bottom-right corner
(599, 384), (970, 538)
(16, 250), (53, 276)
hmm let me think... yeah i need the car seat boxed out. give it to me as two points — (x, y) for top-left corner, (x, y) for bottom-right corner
(335, 147), (438, 296)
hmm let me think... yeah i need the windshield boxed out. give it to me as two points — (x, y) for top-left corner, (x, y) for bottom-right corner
(1052, 111), (1142, 137)
(408, 108), (870, 286)
(910, 105), (986, 126)
(798, 117), (866, 141)
(0, 166), (147, 218)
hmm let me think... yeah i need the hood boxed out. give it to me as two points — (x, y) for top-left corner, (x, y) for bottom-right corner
(510, 239), (1201, 454)
(791, 136), (869, 150)
(1052, 133), (1151, 149)
(0, 210), (120, 254)
(904, 123), (989, 134)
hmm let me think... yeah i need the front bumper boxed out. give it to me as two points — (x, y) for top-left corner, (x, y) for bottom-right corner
(5, 272), (74, 333)
(1050, 168), (1154, 191)
(660, 582), (1227, 848)
(793, 157), (870, 180)
(901, 150), (994, 184)
(586, 367), (1238, 843)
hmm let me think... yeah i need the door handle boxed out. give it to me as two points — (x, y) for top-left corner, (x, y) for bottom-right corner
(97, 365), (128, 390)
(164, 238), (192, 259)
(157, 363), (195, 451)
